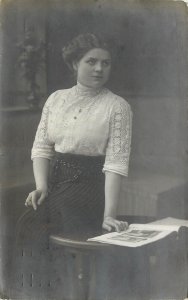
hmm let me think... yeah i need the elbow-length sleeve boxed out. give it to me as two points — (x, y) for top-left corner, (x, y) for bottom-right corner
(103, 98), (132, 176)
(31, 92), (56, 160)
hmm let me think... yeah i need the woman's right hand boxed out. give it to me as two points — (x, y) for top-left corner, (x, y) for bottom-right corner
(25, 189), (48, 210)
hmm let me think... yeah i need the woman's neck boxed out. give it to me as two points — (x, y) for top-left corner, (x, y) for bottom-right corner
(75, 81), (103, 97)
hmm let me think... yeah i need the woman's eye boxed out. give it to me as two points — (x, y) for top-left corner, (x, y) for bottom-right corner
(102, 61), (111, 67)
(87, 60), (96, 65)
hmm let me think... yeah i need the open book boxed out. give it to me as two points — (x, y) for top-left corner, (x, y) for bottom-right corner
(88, 217), (188, 247)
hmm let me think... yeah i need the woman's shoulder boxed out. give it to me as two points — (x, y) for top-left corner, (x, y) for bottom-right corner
(43, 88), (72, 107)
(48, 88), (72, 99)
(104, 88), (131, 111)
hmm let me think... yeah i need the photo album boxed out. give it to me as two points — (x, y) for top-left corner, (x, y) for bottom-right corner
(88, 218), (188, 247)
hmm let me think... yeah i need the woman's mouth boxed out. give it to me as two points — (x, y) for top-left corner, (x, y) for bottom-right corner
(92, 76), (103, 79)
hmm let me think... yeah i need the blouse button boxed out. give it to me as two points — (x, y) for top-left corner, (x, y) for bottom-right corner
(79, 109), (82, 113)
(74, 116), (77, 120)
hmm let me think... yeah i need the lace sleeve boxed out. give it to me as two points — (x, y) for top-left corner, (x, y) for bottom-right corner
(31, 92), (56, 160)
(103, 98), (132, 176)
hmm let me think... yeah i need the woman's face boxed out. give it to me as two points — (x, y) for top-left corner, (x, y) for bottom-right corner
(74, 48), (111, 89)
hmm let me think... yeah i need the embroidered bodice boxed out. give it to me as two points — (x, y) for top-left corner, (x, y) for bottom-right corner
(31, 83), (132, 176)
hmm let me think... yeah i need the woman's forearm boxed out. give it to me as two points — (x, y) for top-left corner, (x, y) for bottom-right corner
(33, 157), (50, 190)
(104, 171), (123, 218)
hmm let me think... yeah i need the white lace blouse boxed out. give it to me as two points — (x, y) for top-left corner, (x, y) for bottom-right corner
(31, 83), (132, 176)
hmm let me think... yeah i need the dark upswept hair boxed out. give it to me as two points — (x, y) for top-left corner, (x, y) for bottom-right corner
(62, 33), (115, 72)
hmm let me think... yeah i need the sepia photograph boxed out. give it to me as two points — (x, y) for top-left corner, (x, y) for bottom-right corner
(0, 0), (188, 299)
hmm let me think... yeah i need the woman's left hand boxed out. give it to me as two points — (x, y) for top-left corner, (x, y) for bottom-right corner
(102, 216), (128, 233)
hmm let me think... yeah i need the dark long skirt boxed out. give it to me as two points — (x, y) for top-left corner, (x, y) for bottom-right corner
(9, 153), (149, 300)
(10, 153), (105, 300)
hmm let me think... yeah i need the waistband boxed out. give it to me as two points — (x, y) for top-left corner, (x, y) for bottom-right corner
(50, 152), (105, 187)
(54, 152), (105, 169)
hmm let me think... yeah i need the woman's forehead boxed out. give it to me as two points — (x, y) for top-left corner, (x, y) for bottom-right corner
(83, 48), (111, 60)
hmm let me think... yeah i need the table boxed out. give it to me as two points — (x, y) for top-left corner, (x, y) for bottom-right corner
(50, 236), (110, 300)
(50, 218), (188, 300)
(50, 234), (151, 300)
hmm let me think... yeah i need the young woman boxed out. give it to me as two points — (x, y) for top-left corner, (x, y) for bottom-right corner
(14, 33), (132, 299)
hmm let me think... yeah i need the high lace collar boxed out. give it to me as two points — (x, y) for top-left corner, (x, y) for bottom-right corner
(74, 82), (103, 98)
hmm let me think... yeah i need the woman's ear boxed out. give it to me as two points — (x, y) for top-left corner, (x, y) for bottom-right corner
(72, 61), (78, 72)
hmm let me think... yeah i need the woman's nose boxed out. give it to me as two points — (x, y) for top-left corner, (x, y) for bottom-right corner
(94, 62), (102, 72)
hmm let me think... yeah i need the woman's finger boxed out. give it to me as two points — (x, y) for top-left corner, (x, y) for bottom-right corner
(31, 193), (38, 210)
(37, 196), (45, 206)
(119, 221), (124, 231)
(103, 218), (128, 232)
(37, 192), (48, 205)
(111, 221), (120, 232)
(119, 221), (128, 231)
(103, 219), (119, 232)
(102, 222), (112, 232)
(114, 221), (128, 232)
(115, 223), (121, 232)
(25, 194), (32, 206)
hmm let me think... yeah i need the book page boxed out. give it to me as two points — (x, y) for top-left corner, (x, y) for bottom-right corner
(129, 223), (181, 232)
(148, 217), (188, 227)
(88, 226), (175, 247)
(88, 217), (188, 247)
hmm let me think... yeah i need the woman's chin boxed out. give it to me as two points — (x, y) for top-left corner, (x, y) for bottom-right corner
(87, 81), (106, 89)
